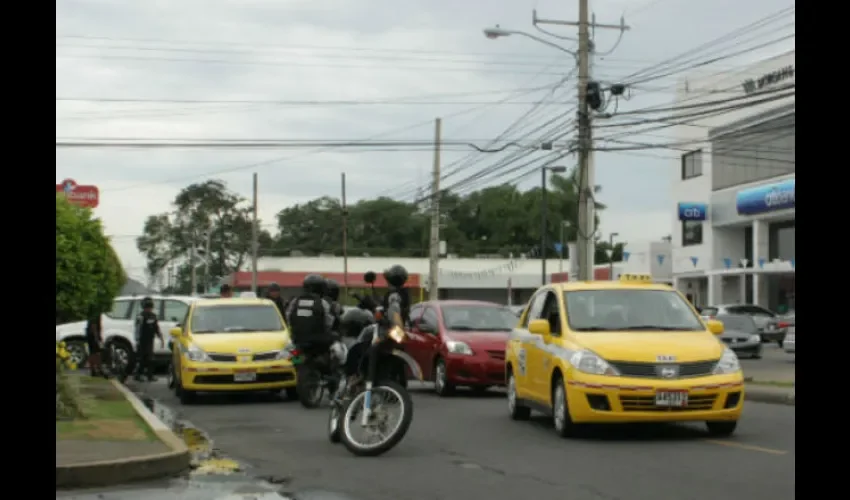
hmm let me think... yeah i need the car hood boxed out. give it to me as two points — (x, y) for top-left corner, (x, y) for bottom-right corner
(446, 330), (511, 350)
(572, 332), (724, 363)
(189, 331), (291, 354)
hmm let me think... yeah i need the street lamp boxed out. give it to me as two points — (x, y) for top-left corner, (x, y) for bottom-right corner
(608, 232), (620, 281)
(482, 27), (577, 57)
(541, 165), (568, 285)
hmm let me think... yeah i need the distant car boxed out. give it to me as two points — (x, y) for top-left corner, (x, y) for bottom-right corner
(701, 304), (787, 346)
(713, 314), (762, 359)
(405, 300), (519, 396)
(56, 294), (198, 374)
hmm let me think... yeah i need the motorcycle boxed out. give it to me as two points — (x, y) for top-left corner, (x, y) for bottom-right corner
(290, 344), (344, 409)
(328, 312), (422, 457)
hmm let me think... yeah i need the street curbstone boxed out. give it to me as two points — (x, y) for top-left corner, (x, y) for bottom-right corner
(744, 385), (795, 406)
(56, 380), (191, 489)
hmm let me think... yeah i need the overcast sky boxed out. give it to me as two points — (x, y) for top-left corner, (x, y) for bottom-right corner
(56, 0), (794, 281)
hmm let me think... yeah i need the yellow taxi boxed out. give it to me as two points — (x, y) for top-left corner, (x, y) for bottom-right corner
(169, 297), (297, 404)
(505, 274), (744, 437)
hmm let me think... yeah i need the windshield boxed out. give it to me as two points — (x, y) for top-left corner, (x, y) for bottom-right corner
(190, 305), (284, 334)
(441, 305), (518, 331)
(714, 314), (757, 333)
(564, 289), (704, 332)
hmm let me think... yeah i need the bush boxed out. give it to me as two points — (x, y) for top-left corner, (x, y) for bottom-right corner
(56, 341), (84, 420)
(56, 195), (126, 324)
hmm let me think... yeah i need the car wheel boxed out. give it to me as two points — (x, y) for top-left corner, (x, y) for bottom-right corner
(64, 340), (89, 369)
(776, 340), (783, 348)
(507, 371), (530, 421)
(552, 377), (578, 438)
(433, 359), (454, 397)
(166, 363), (176, 390)
(706, 421), (737, 437)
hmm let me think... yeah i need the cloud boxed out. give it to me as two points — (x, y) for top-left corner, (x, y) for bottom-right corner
(56, 0), (793, 279)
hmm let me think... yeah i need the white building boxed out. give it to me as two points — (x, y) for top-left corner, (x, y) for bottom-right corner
(669, 50), (795, 310)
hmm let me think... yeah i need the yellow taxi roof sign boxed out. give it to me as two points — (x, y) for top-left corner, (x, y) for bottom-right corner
(619, 273), (653, 284)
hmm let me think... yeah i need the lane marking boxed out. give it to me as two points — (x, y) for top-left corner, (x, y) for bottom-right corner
(704, 439), (788, 455)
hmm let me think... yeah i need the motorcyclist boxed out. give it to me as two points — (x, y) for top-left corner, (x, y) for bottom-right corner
(325, 278), (344, 331)
(381, 265), (411, 329)
(266, 282), (286, 317)
(285, 274), (335, 356)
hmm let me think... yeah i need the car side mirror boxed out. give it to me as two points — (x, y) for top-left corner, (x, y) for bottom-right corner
(169, 327), (182, 338)
(706, 319), (724, 335)
(528, 319), (551, 336)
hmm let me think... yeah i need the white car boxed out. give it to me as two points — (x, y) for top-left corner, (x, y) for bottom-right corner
(56, 295), (198, 371)
(784, 324), (795, 354)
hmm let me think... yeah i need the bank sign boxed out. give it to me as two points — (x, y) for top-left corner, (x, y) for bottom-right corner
(742, 65), (794, 94)
(56, 178), (100, 208)
(678, 202), (708, 221)
(735, 179), (795, 216)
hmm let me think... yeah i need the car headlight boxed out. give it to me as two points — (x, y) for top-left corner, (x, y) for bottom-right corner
(275, 345), (294, 360)
(446, 340), (474, 356)
(713, 346), (741, 374)
(186, 343), (211, 362)
(748, 334), (761, 343)
(569, 349), (620, 376)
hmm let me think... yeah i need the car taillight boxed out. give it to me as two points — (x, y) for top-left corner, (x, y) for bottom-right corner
(777, 321), (789, 329)
(290, 349), (301, 357)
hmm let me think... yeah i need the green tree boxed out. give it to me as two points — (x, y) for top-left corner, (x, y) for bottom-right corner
(136, 180), (272, 294)
(56, 195), (126, 324)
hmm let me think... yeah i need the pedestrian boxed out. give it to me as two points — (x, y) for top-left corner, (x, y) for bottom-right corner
(220, 284), (234, 298)
(134, 297), (164, 382)
(266, 282), (286, 317)
(85, 309), (106, 378)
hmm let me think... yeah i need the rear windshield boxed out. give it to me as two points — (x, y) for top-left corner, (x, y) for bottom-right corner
(700, 307), (719, 316)
(714, 314), (757, 333)
(191, 304), (284, 334)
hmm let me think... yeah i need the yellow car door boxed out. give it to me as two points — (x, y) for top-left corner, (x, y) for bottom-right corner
(522, 290), (552, 402)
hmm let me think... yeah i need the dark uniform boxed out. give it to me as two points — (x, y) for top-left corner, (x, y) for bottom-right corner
(285, 274), (335, 357)
(85, 311), (104, 377)
(134, 297), (163, 381)
(325, 278), (344, 332)
(382, 265), (411, 328)
(266, 282), (286, 318)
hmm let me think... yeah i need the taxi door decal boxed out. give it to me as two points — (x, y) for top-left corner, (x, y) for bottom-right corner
(517, 347), (527, 376)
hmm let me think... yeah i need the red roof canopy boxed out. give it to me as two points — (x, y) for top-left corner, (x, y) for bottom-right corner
(228, 271), (421, 289)
(550, 267), (611, 283)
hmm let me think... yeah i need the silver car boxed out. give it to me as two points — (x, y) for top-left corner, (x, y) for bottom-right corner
(701, 304), (786, 346)
(784, 323), (796, 354)
(714, 314), (763, 359)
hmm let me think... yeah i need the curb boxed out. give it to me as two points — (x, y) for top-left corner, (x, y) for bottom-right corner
(744, 385), (795, 406)
(56, 380), (191, 489)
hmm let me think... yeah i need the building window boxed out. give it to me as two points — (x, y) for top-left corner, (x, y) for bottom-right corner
(681, 150), (703, 180)
(682, 221), (703, 246)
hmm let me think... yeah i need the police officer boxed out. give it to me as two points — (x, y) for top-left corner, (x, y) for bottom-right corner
(219, 284), (233, 298)
(382, 265), (411, 328)
(134, 297), (164, 382)
(325, 278), (344, 331)
(285, 275), (335, 353)
(266, 282), (286, 317)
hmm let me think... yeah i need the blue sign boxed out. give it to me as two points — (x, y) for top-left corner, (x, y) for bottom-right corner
(736, 178), (795, 215)
(656, 254), (665, 265)
(677, 202), (708, 221)
(723, 258), (732, 269)
(623, 251), (631, 262)
(553, 242), (563, 255)
(758, 257), (766, 269)
(790, 258), (795, 268)
(690, 256), (699, 267)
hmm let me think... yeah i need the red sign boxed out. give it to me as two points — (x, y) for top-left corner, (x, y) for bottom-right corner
(56, 179), (99, 208)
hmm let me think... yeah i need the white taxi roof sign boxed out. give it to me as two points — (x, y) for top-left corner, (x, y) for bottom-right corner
(239, 291), (258, 298)
(619, 273), (653, 284)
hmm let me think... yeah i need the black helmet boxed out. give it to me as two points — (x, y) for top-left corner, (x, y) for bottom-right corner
(325, 278), (340, 301)
(383, 265), (409, 288)
(268, 282), (281, 292)
(141, 296), (154, 309)
(340, 307), (375, 338)
(303, 274), (326, 295)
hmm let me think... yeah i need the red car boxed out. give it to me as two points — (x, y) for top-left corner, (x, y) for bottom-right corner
(405, 300), (518, 396)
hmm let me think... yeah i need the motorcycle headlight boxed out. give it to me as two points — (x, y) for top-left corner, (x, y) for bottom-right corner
(446, 340), (474, 356)
(186, 343), (212, 362)
(748, 334), (761, 343)
(713, 346), (741, 374)
(569, 349), (620, 376)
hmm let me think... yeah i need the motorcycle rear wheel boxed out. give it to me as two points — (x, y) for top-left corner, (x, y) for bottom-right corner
(296, 365), (324, 409)
(339, 380), (413, 457)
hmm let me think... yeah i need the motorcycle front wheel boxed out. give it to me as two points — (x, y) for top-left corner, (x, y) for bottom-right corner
(296, 365), (324, 409)
(339, 380), (413, 457)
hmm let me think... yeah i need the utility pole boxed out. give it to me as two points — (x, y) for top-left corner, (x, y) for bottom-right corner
(428, 118), (442, 301)
(189, 240), (197, 296)
(251, 172), (259, 294)
(341, 172), (349, 301)
(202, 228), (212, 292)
(534, 4), (629, 281)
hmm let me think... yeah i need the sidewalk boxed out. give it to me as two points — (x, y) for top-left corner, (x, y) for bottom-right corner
(56, 375), (190, 489)
(745, 383), (795, 406)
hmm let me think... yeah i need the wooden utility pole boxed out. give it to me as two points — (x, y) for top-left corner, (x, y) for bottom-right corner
(428, 118), (442, 301)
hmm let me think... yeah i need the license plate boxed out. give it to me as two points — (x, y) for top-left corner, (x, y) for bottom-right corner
(234, 372), (257, 382)
(655, 390), (688, 407)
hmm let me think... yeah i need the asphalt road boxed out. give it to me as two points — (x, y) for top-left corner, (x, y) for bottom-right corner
(739, 344), (795, 382)
(129, 378), (795, 500)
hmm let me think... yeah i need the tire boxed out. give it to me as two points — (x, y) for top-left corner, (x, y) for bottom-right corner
(328, 404), (341, 443)
(552, 377), (578, 438)
(776, 340), (783, 348)
(507, 371), (530, 421)
(167, 363), (176, 390)
(433, 359), (454, 397)
(297, 365), (325, 409)
(706, 421), (738, 437)
(339, 380), (413, 457)
(64, 339), (89, 370)
(107, 340), (136, 378)
(177, 381), (196, 405)
(285, 387), (299, 401)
